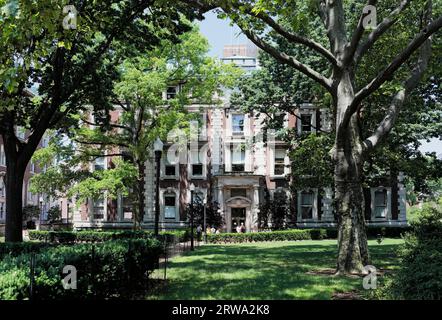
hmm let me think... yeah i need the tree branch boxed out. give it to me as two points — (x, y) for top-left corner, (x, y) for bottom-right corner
(246, 8), (337, 66)
(241, 28), (333, 92)
(344, 0), (377, 64)
(344, 14), (442, 127)
(354, 0), (412, 65)
(363, 3), (434, 153)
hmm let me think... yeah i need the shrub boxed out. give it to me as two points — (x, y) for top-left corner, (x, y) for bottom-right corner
(28, 230), (155, 243)
(387, 205), (442, 299)
(47, 206), (62, 223)
(0, 238), (162, 300)
(206, 229), (329, 244)
(0, 242), (53, 259)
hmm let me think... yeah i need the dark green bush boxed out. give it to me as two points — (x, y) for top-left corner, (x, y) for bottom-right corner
(29, 230), (155, 243)
(0, 242), (54, 259)
(0, 238), (162, 300)
(206, 229), (329, 243)
(387, 206), (442, 299)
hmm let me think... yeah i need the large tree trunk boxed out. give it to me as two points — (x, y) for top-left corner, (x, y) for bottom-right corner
(333, 71), (369, 274)
(4, 139), (26, 243)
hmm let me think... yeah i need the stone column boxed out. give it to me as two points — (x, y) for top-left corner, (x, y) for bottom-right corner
(251, 186), (260, 232)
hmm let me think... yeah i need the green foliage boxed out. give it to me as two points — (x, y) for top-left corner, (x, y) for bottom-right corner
(46, 206), (62, 223)
(377, 205), (442, 299)
(28, 230), (154, 243)
(185, 199), (223, 230)
(0, 238), (162, 300)
(206, 229), (330, 244)
(22, 205), (40, 222)
(258, 191), (290, 230)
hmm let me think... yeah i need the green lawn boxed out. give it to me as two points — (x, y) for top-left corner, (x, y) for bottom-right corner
(150, 239), (403, 300)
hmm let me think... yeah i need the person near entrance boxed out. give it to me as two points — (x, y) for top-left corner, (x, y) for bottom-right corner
(240, 222), (246, 233)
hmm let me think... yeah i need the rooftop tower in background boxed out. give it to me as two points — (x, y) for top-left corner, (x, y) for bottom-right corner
(221, 44), (259, 71)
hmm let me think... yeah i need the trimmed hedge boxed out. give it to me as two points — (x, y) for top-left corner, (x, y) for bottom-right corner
(29, 230), (155, 243)
(206, 229), (330, 243)
(0, 238), (162, 300)
(29, 229), (190, 244)
(0, 242), (54, 259)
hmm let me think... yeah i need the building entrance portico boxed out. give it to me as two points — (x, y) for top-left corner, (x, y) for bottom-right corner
(226, 197), (251, 232)
(213, 175), (264, 233)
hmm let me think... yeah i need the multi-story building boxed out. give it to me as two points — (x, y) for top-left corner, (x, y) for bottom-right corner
(71, 45), (408, 232)
(0, 128), (63, 232)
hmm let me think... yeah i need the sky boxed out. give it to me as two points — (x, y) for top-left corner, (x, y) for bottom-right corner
(197, 12), (442, 157)
(198, 11), (249, 58)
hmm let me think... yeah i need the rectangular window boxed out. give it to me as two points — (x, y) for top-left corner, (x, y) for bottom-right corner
(231, 188), (247, 198)
(164, 195), (176, 219)
(301, 191), (314, 219)
(231, 145), (245, 172)
(0, 145), (5, 166)
(93, 198), (105, 220)
(232, 114), (244, 134)
(274, 149), (286, 175)
(166, 86), (177, 100)
(165, 165), (176, 177)
(374, 190), (387, 218)
(192, 164), (203, 176)
(300, 114), (312, 133)
(122, 196), (133, 221)
(94, 157), (105, 171)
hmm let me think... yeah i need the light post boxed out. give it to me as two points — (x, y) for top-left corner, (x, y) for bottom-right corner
(153, 137), (163, 236)
(203, 195), (207, 244)
(189, 183), (195, 251)
(39, 196), (44, 225)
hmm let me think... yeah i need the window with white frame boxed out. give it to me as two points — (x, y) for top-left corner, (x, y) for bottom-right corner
(0, 145), (5, 166)
(94, 157), (105, 171)
(164, 193), (176, 219)
(274, 149), (286, 176)
(300, 191), (314, 220)
(374, 189), (388, 218)
(166, 86), (178, 100)
(193, 191), (204, 204)
(93, 198), (105, 220)
(122, 193), (133, 221)
(190, 149), (204, 177)
(232, 114), (244, 134)
(231, 144), (245, 172)
(300, 114), (312, 133)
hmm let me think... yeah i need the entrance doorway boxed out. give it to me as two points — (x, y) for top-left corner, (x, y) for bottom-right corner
(231, 207), (246, 232)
